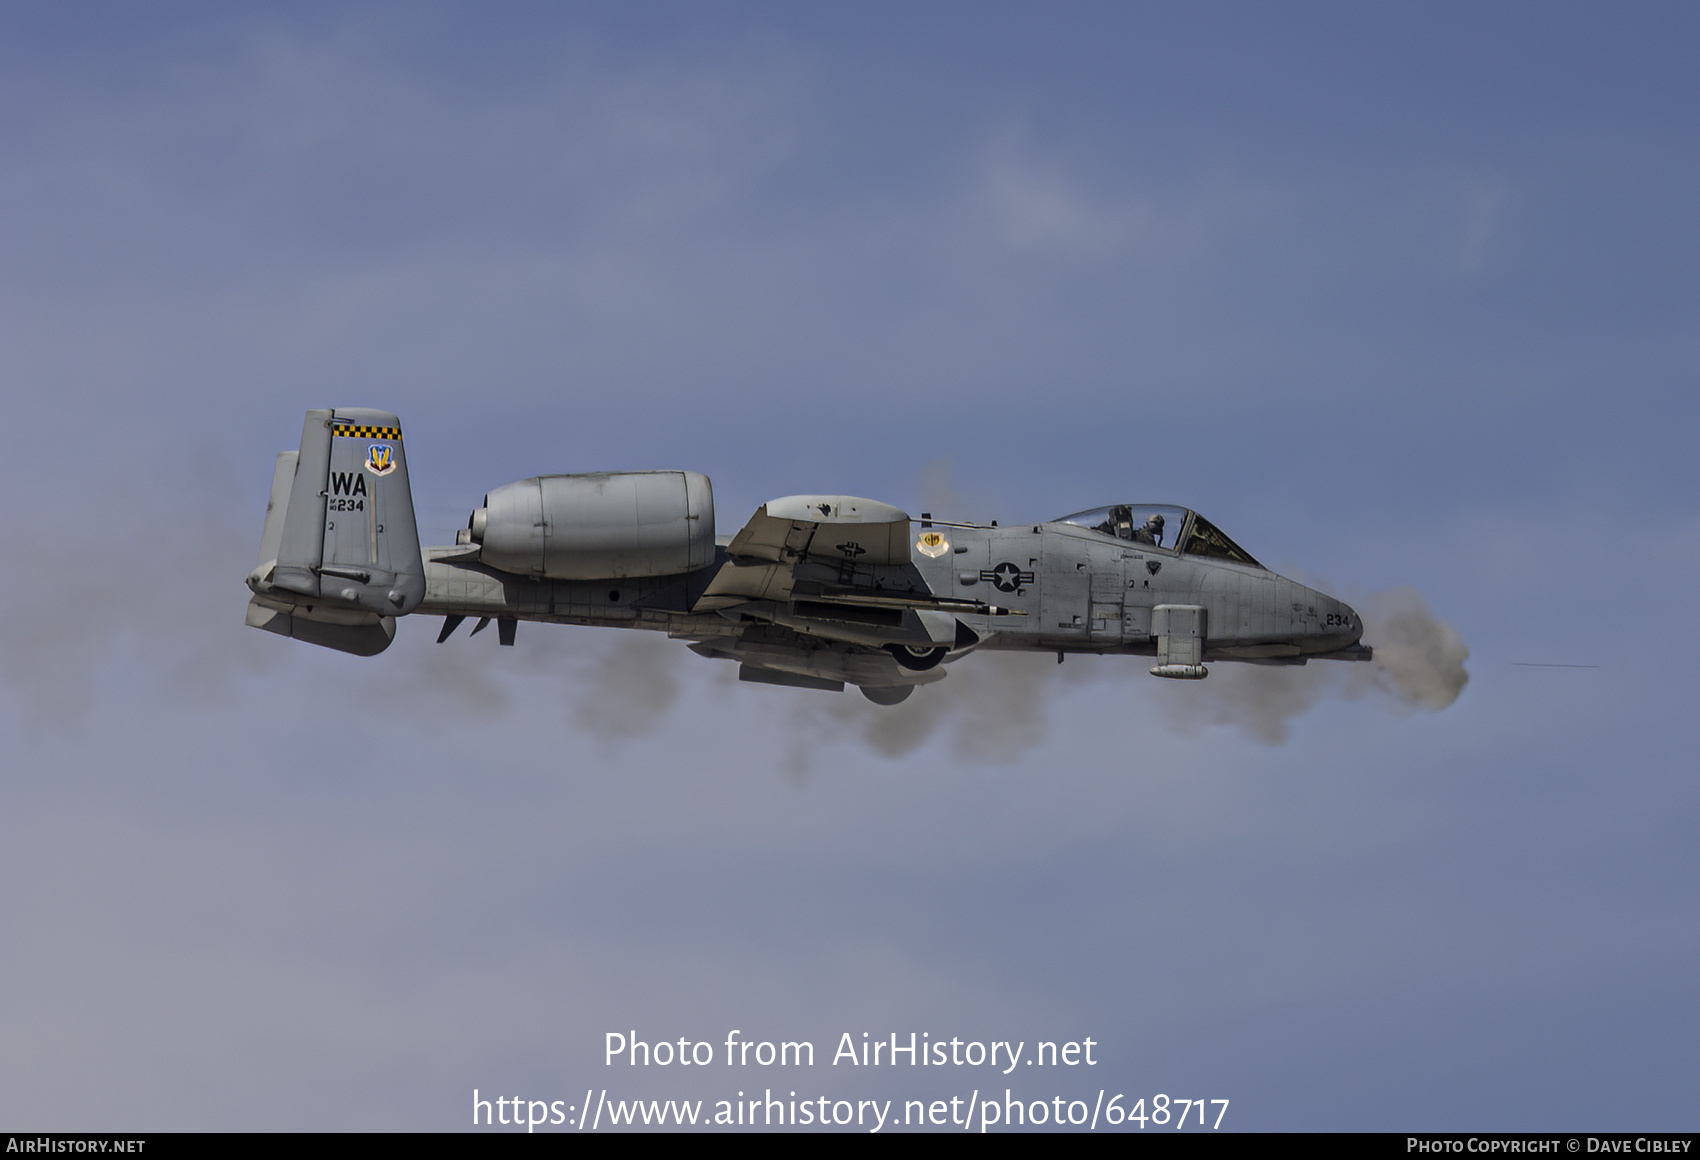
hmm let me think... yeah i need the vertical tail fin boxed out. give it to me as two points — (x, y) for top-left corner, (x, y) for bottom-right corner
(246, 408), (424, 656)
(269, 408), (425, 614)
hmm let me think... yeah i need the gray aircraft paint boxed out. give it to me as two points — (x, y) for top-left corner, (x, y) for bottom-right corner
(245, 408), (426, 656)
(247, 410), (1368, 693)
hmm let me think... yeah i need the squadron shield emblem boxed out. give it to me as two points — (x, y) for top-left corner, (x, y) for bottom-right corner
(916, 530), (950, 558)
(365, 444), (396, 477)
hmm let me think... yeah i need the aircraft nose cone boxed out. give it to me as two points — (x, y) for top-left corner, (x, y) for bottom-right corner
(1333, 599), (1363, 643)
(1308, 593), (1361, 645)
(1282, 581), (1371, 659)
(1321, 597), (1375, 660)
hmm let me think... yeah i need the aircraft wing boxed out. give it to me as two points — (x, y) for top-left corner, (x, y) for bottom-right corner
(723, 495), (914, 566)
(695, 494), (1018, 629)
(695, 495), (913, 610)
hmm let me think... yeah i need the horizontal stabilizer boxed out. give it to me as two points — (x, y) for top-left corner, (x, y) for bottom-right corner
(245, 598), (396, 657)
(256, 451), (297, 569)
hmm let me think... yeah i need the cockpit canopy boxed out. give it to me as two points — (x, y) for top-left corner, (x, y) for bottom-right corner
(1051, 504), (1265, 569)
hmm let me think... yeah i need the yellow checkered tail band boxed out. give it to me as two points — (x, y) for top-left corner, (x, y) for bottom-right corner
(332, 424), (402, 440)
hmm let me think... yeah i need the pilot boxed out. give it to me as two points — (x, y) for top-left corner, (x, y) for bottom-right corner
(1095, 504), (1135, 540)
(1129, 513), (1164, 546)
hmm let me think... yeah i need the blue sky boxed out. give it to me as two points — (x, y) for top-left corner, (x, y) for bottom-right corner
(1, 2), (1696, 1131)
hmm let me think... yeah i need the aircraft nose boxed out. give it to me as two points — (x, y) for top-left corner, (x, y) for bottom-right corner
(1325, 598), (1374, 660)
(1340, 599), (1362, 638)
(1284, 581), (1372, 659)
(1312, 593), (1362, 646)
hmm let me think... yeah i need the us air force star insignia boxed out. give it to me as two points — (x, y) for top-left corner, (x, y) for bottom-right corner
(366, 444), (396, 476)
(916, 531), (950, 558)
(980, 562), (1034, 593)
(836, 542), (866, 557)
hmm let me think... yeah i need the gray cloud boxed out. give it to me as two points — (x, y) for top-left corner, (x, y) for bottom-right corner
(568, 632), (682, 741)
(783, 650), (1057, 774)
(0, 483), (275, 731)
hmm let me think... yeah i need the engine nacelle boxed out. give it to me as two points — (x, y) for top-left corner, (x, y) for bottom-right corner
(470, 471), (715, 580)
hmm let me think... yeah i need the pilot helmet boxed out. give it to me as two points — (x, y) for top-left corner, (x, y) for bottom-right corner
(1145, 513), (1165, 529)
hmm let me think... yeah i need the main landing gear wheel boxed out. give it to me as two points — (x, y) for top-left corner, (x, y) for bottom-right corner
(886, 644), (947, 671)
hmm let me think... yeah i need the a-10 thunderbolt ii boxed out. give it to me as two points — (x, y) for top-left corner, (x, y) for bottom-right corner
(244, 408), (1372, 705)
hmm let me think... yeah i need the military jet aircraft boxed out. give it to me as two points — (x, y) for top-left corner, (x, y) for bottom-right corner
(245, 409), (1371, 705)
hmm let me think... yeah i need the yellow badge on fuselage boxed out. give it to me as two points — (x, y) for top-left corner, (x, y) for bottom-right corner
(916, 530), (950, 558)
